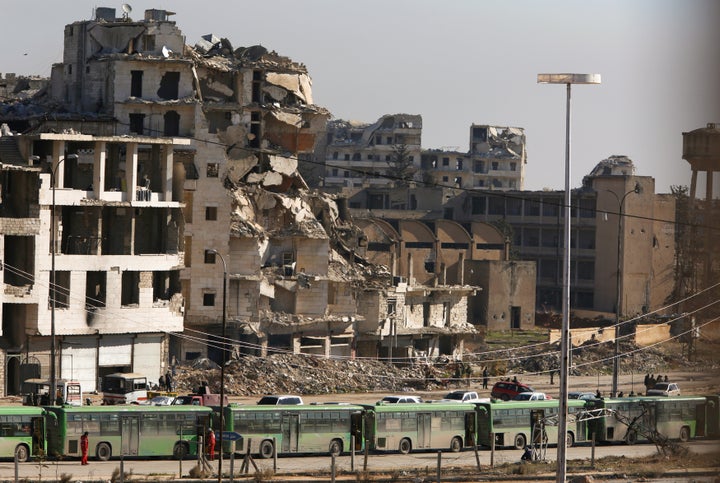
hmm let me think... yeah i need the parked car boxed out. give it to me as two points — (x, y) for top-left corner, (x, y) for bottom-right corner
(378, 395), (423, 404)
(142, 395), (176, 406)
(646, 382), (680, 396)
(513, 391), (548, 401)
(257, 395), (304, 405)
(491, 381), (534, 401)
(568, 391), (597, 400)
(441, 390), (486, 403)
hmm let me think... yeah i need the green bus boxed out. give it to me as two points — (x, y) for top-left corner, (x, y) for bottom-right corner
(223, 403), (365, 458)
(586, 396), (707, 444)
(45, 405), (212, 460)
(475, 399), (588, 449)
(362, 402), (476, 454)
(0, 406), (46, 462)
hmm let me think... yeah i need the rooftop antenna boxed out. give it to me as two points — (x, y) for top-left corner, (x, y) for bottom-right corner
(121, 3), (132, 19)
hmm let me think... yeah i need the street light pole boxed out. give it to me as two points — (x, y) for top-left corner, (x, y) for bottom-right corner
(608, 182), (640, 397)
(50, 153), (76, 406)
(208, 249), (227, 483)
(538, 73), (600, 483)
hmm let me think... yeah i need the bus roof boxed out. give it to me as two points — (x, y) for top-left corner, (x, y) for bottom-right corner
(597, 395), (707, 404)
(104, 373), (147, 379)
(45, 405), (212, 414)
(360, 402), (474, 412)
(226, 403), (365, 412)
(476, 399), (586, 410)
(0, 406), (46, 416)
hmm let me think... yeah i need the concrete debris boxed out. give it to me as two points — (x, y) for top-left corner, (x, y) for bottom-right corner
(173, 354), (437, 396)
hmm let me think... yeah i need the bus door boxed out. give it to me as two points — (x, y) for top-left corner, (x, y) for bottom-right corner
(120, 416), (140, 456)
(417, 413), (431, 449)
(530, 409), (546, 445)
(706, 396), (720, 438)
(476, 406), (490, 445)
(31, 416), (44, 456)
(696, 402), (706, 437)
(350, 411), (364, 451)
(281, 413), (299, 453)
(465, 411), (476, 446)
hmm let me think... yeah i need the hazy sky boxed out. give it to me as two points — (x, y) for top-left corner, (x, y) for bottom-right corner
(2, 1), (718, 194)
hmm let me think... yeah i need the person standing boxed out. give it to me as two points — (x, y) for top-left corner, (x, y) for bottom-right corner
(80, 431), (89, 465)
(165, 371), (173, 392)
(207, 429), (216, 461)
(482, 367), (489, 389)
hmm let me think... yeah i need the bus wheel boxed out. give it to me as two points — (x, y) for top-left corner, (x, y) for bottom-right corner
(450, 437), (463, 453)
(625, 430), (637, 445)
(96, 442), (112, 461)
(14, 444), (29, 463)
(513, 434), (526, 450)
(566, 432), (575, 448)
(398, 438), (412, 455)
(259, 440), (274, 459)
(679, 426), (690, 442)
(329, 439), (343, 456)
(173, 442), (188, 460)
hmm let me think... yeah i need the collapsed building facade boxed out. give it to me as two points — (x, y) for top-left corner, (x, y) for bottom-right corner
(0, 7), (482, 394)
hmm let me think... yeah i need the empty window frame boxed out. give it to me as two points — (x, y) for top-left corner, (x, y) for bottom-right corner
(131, 70), (143, 97)
(206, 163), (219, 178)
(205, 206), (218, 221)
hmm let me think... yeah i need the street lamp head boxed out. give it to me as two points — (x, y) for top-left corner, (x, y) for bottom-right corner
(537, 73), (602, 85)
(66, 154), (79, 160)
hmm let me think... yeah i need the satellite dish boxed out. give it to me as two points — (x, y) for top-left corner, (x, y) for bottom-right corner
(161, 45), (172, 58)
(122, 4), (132, 14)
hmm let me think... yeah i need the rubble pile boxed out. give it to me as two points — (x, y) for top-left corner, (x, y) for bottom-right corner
(174, 354), (432, 396)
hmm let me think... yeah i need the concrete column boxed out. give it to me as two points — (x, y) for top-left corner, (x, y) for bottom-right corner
(93, 141), (106, 199)
(126, 143), (138, 202)
(458, 252), (465, 285)
(407, 253), (413, 285)
(51, 141), (66, 188)
(162, 144), (173, 202)
(105, 270), (122, 309)
(324, 336), (331, 358)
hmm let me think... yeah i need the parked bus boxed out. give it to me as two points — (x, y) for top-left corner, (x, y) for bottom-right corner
(586, 395), (708, 444)
(44, 405), (212, 460)
(0, 406), (47, 462)
(475, 399), (588, 449)
(362, 402), (476, 454)
(223, 403), (365, 458)
(101, 373), (148, 405)
(21, 379), (82, 406)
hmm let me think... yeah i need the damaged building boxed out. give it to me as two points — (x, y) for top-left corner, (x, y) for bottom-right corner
(318, 118), (527, 203)
(0, 6), (484, 389)
(0, 129), (188, 394)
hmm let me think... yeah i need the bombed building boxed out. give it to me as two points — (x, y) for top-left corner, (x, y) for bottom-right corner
(0, 6), (484, 395)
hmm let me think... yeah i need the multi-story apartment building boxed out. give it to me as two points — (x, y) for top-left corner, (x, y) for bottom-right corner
(316, 114), (423, 194)
(0, 130), (187, 394)
(421, 125), (526, 191)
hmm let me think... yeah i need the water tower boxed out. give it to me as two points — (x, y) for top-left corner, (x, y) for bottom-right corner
(682, 122), (720, 288)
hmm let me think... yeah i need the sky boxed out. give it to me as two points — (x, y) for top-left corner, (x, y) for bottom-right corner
(1, 0), (718, 194)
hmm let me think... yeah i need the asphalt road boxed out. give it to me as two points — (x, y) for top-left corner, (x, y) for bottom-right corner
(1, 440), (717, 481)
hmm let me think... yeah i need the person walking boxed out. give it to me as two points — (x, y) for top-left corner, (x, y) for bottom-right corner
(206, 429), (216, 461)
(80, 431), (89, 465)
